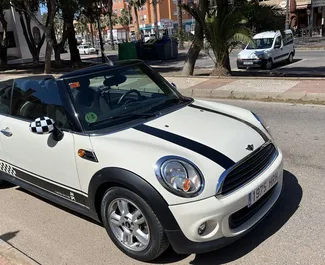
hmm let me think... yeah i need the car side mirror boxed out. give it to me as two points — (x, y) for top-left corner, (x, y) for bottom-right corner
(242, 44), (246, 50)
(275, 44), (281, 49)
(29, 117), (64, 142)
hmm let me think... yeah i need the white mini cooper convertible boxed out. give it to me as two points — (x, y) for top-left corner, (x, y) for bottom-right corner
(0, 60), (283, 261)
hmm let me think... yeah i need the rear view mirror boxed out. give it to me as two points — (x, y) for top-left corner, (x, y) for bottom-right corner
(29, 117), (64, 141)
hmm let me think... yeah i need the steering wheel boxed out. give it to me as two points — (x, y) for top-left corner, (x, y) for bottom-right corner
(117, 89), (141, 105)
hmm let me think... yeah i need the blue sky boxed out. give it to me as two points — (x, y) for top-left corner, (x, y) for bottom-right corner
(40, 5), (47, 14)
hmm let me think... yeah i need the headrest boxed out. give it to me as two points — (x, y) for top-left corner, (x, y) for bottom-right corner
(103, 75), (127, 87)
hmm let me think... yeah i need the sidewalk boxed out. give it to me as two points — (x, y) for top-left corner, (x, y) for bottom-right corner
(1, 72), (325, 103)
(0, 239), (38, 265)
(164, 76), (325, 103)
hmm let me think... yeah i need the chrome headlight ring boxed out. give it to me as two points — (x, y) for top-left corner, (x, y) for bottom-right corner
(154, 156), (205, 198)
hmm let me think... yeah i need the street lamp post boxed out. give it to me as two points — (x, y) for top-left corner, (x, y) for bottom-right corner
(285, 0), (290, 29)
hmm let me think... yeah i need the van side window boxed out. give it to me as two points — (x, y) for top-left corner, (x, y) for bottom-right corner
(284, 33), (293, 45)
(0, 79), (13, 115)
(275, 36), (282, 47)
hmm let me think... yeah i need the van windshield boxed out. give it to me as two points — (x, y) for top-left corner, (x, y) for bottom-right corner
(246, 38), (274, 49)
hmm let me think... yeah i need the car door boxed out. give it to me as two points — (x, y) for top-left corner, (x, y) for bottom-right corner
(0, 78), (85, 203)
(0, 79), (14, 164)
(273, 36), (283, 63)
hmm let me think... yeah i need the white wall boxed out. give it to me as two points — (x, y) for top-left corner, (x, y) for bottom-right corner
(0, 7), (46, 60)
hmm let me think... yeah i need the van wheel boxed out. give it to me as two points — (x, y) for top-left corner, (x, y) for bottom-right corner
(101, 187), (169, 261)
(264, 59), (273, 70)
(287, 53), (294, 64)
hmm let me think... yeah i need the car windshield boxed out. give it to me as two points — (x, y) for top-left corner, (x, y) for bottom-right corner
(246, 38), (274, 49)
(64, 63), (187, 131)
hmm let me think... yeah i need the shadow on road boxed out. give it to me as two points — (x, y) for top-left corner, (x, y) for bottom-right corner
(0, 231), (20, 242)
(154, 169), (302, 265)
(190, 169), (302, 265)
(15, 187), (102, 227)
(2, 170), (302, 265)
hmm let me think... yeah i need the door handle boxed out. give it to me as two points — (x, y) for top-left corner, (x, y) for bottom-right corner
(1, 127), (12, 137)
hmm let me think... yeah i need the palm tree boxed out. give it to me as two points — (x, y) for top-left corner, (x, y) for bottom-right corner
(177, 0), (184, 49)
(152, 0), (159, 39)
(129, 0), (146, 40)
(183, 0), (251, 76)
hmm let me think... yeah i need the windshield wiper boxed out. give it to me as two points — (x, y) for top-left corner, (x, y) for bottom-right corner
(109, 112), (157, 120)
(88, 112), (157, 127)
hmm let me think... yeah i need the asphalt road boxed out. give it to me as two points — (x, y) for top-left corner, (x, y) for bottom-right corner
(0, 100), (324, 265)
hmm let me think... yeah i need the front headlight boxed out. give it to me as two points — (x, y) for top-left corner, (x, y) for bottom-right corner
(155, 156), (204, 197)
(252, 112), (272, 136)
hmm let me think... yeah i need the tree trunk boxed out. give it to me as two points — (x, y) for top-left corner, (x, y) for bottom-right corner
(182, 0), (209, 75)
(108, 14), (115, 50)
(134, 6), (140, 40)
(44, 38), (53, 74)
(65, 16), (81, 68)
(152, 0), (159, 39)
(0, 11), (8, 66)
(90, 24), (95, 47)
(210, 49), (231, 76)
(177, 0), (184, 49)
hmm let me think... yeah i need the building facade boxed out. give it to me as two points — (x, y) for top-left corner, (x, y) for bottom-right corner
(0, 7), (45, 61)
(105, 0), (195, 41)
(262, 0), (325, 34)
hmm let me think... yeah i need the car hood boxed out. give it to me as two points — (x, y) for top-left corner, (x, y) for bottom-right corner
(238, 49), (270, 59)
(90, 99), (269, 204)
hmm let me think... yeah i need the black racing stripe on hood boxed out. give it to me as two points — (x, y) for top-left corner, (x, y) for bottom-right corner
(134, 124), (235, 169)
(188, 104), (269, 142)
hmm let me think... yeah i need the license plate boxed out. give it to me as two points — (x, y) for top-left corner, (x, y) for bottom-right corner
(248, 173), (279, 207)
(243, 61), (253, 65)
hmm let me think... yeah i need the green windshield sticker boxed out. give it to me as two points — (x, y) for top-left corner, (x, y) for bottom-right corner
(85, 112), (97, 123)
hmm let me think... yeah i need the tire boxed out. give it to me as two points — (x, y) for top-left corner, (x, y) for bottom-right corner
(287, 53), (294, 64)
(101, 187), (169, 262)
(0, 180), (3, 185)
(264, 58), (273, 70)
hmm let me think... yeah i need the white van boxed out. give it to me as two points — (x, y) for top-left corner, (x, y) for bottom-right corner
(237, 30), (295, 70)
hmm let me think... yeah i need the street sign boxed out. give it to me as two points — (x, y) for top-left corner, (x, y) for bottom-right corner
(313, 0), (325, 7)
(160, 19), (174, 29)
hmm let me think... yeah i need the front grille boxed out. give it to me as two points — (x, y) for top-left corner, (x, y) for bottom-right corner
(220, 143), (277, 195)
(229, 184), (277, 229)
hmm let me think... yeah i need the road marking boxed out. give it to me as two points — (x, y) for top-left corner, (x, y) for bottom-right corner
(279, 58), (306, 69)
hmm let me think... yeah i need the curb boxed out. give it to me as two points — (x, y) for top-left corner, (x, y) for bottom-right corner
(0, 239), (38, 265)
(177, 88), (325, 104)
(162, 73), (325, 81)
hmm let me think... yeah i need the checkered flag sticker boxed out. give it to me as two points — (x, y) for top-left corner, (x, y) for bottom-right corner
(29, 117), (55, 134)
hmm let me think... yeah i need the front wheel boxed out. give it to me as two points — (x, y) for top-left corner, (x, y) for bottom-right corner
(264, 58), (273, 70)
(287, 53), (294, 64)
(101, 187), (169, 261)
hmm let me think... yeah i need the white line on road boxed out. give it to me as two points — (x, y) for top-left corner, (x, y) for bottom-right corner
(279, 58), (306, 69)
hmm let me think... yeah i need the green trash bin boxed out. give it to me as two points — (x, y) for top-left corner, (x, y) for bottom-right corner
(118, 42), (138, 60)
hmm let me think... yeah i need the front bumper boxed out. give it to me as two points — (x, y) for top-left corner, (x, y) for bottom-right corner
(166, 149), (283, 254)
(237, 58), (264, 68)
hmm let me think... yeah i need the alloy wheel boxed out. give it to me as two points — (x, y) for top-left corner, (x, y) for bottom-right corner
(108, 198), (150, 252)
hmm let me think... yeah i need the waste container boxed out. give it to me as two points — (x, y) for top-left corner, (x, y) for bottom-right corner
(142, 40), (158, 60)
(154, 38), (178, 60)
(118, 42), (138, 60)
